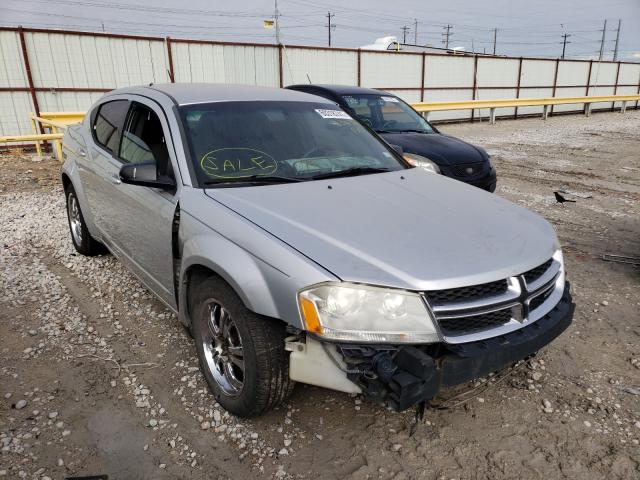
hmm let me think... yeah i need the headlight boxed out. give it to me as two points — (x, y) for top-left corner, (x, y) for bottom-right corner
(298, 283), (439, 343)
(403, 153), (441, 174)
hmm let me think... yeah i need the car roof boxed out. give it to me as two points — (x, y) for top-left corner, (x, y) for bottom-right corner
(105, 83), (335, 106)
(287, 84), (393, 97)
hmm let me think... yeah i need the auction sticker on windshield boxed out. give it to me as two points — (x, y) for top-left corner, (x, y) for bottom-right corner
(315, 109), (353, 119)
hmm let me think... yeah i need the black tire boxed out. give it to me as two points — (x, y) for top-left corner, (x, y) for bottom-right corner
(190, 275), (294, 417)
(64, 185), (107, 256)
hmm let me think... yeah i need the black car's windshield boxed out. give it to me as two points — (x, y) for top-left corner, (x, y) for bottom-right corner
(341, 94), (434, 134)
(179, 101), (406, 186)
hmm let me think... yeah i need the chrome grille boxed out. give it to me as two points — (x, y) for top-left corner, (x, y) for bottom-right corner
(523, 259), (553, 284)
(425, 256), (561, 343)
(529, 284), (555, 311)
(438, 309), (512, 336)
(426, 279), (508, 306)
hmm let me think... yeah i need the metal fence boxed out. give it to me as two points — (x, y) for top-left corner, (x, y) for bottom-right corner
(1, 26), (640, 137)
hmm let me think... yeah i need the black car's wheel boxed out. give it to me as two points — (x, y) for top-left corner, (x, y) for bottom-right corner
(65, 185), (107, 256)
(190, 275), (294, 417)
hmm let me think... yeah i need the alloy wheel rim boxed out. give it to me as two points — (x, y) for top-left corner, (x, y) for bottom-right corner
(68, 194), (83, 245)
(201, 300), (245, 397)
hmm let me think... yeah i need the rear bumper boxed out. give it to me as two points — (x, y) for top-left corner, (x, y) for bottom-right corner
(336, 282), (574, 411)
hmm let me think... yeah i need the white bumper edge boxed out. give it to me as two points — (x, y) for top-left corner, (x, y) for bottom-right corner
(285, 336), (362, 394)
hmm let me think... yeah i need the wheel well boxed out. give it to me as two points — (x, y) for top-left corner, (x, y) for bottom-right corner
(184, 265), (224, 325)
(61, 173), (71, 191)
(183, 265), (285, 329)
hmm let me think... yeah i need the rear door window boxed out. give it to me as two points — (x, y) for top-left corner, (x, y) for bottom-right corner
(93, 100), (129, 154)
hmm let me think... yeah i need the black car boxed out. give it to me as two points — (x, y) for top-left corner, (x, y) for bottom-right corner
(286, 84), (497, 192)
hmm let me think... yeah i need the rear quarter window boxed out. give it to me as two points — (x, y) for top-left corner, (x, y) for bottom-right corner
(93, 100), (129, 153)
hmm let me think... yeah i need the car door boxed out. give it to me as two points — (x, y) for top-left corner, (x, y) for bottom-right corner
(79, 97), (130, 235)
(93, 98), (180, 307)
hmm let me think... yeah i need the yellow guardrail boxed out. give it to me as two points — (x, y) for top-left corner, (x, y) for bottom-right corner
(411, 94), (640, 123)
(2, 94), (638, 160)
(30, 111), (85, 159)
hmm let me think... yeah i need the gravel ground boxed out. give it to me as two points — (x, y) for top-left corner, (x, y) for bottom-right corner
(1, 110), (639, 480)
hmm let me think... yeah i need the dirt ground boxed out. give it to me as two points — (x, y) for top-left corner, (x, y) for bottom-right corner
(1, 110), (639, 480)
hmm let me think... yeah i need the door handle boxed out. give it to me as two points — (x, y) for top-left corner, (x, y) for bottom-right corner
(79, 149), (86, 157)
(110, 174), (122, 185)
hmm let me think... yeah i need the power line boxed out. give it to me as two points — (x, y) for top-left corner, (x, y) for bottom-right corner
(492, 28), (497, 55)
(401, 25), (410, 44)
(442, 24), (452, 49)
(612, 19), (621, 61)
(325, 11), (335, 46)
(598, 19), (607, 60)
(561, 33), (571, 59)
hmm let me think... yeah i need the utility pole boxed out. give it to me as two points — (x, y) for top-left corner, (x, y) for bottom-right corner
(326, 12), (335, 46)
(492, 28), (497, 55)
(413, 18), (418, 44)
(598, 19), (607, 61)
(401, 25), (410, 44)
(273, 0), (281, 44)
(561, 33), (571, 59)
(612, 19), (621, 61)
(442, 24), (452, 49)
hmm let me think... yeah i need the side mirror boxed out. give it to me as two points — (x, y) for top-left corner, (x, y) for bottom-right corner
(389, 144), (404, 156)
(119, 161), (176, 190)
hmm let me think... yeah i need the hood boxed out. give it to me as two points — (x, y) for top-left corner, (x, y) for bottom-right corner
(379, 132), (485, 166)
(204, 168), (557, 291)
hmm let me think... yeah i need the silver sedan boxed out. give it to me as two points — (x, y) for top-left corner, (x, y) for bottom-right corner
(61, 83), (574, 417)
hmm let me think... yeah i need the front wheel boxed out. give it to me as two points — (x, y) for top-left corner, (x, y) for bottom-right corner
(190, 276), (294, 417)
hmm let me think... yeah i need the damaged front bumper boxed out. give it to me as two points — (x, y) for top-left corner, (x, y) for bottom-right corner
(288, 283), (574, 411)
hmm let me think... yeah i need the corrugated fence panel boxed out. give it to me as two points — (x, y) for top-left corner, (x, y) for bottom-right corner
(557, 61), (590, 87)
(516, 87), (553, 115)
(0, 92), (33, 136)
(520, 59), (556, 87)
(282, 48), (357, 86)
(361, 52), (422, 88)
(476, 57), (519, 88)
(553, 87), (588, 112)
(614, 85), (638, 107)
(172, 42), (278, 86)
(476, 88), (518, 117)
(424, 55), (474, 88)
(618, 63), (640, 85)
(589, 62), (617, 86)
(385, 90), (421, 103)
(36, 91), (104, 113)
(25, 32), (168, 88)
(423, 89), (474, 121)
(588, 85), (616, 110)
(0, 31), (28, 88)
(1, 26), (639, 136)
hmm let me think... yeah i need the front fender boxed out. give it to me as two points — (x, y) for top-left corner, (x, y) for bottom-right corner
(179, 234), (281, 323)
(176, 190), (338, 330)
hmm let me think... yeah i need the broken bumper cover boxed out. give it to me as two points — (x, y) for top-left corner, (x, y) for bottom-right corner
(337, 282), (575, 411)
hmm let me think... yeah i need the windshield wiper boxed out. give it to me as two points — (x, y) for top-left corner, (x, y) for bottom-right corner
(310, 166), (391, 180)
(203, 175), (304, 187)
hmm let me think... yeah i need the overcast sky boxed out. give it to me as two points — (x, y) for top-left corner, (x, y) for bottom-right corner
(1, 0), (639, 61)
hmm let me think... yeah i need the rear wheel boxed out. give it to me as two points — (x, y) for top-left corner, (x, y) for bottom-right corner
(191, 275), (294, 417)
(65, 185), (107, 256)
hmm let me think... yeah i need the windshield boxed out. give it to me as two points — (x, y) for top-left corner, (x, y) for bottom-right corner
(179, 101), (406, 186)
(341, 94), (434, 134)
